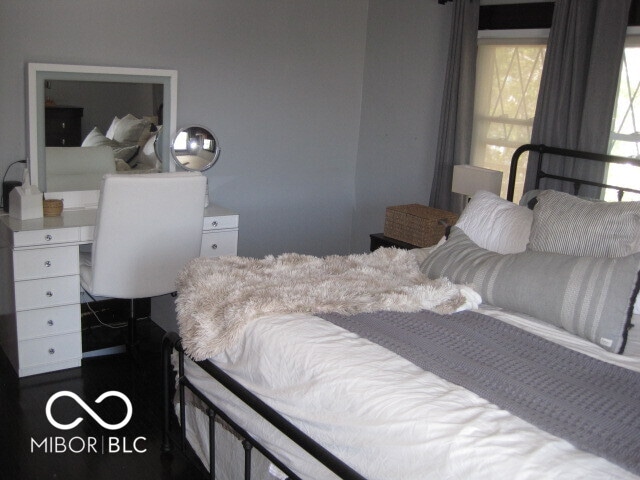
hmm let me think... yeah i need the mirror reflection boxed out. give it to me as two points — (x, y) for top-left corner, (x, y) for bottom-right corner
(44, 80), (164, 192)
(28, 63), (178, 208)
(171, 125), (220, 172)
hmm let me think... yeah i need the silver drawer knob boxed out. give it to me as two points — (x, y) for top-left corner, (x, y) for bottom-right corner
(46, 291), (53, 297)
(48, 348), (55, 355)
(47, 319), (54, 326)
(211, 220), (218, 227)
(211, 244), (218, 250)
(45, 234), (53, 241)
(61, 122), (66, 129)
(44, 260), (52, 267)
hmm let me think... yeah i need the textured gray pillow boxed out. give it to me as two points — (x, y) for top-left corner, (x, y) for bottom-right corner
(528, 190), (640, 257)
(420, 227), (640, 353)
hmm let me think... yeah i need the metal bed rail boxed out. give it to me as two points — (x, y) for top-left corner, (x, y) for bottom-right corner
(162, 332), (367, 480)
(506, 143), (640, 202)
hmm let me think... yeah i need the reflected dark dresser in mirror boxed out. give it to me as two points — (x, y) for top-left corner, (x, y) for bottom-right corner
(45, 105), (83, 146)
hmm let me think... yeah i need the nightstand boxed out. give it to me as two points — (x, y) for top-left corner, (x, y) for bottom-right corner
(369, 233), (420, 252)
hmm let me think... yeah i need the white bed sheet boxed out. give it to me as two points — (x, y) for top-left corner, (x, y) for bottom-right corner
(180, 306), (640, 479)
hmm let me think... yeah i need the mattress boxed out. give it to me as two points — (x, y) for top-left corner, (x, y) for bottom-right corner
(178, 305), (640, 479)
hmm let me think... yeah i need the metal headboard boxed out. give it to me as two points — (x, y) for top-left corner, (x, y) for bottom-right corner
(506, 144), (640, 202)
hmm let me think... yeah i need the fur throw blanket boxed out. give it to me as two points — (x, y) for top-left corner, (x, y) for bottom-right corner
(176, 248), (481, 361)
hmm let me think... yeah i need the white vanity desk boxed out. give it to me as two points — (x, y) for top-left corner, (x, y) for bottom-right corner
(0, 204), (238, 377)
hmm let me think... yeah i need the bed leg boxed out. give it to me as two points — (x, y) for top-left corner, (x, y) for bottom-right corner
(208, 408), (216, 480)
(243, 439), (253, 479)
(161, 332), (179, 452)
(179, 349), (187, 452)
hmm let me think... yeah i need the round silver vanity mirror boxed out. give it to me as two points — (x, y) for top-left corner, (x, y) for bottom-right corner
(170, 125), (220, 172)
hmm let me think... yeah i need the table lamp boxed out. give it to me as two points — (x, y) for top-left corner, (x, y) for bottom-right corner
(451, 164), (503, 199)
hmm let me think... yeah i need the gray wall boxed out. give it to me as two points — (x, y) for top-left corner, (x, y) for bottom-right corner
(0, 0), (452, 258)
(353, 0), (452, 252)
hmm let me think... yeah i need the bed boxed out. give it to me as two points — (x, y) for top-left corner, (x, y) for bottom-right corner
(163, 144), (640, 479)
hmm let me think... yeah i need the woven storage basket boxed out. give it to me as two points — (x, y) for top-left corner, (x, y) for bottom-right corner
(43, 199), (63, 217)
(384, 204), (458, 247)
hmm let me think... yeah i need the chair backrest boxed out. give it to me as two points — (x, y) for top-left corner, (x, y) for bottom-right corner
(88, 172), (207, 298)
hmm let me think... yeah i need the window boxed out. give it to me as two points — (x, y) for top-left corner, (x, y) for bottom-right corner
(471, 30), (640, 203)
(605, 34), (640, 201)
(470, 32), (547, 202)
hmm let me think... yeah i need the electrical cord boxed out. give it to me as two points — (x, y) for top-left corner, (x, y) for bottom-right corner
(83, 300), (128, 329)
(1, 159), (27, 209)
(82, 289), (151, 330)
(82, 289), (128, 329)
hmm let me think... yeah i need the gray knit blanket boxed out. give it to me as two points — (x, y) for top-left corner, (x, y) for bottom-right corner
(318, 309), (640, 475)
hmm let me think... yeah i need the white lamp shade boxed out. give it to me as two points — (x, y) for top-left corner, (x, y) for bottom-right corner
(451, 164), (503, 197)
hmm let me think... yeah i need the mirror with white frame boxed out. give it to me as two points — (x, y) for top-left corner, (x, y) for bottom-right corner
(27, 63), (178, 208)
(171, 125), (220, 172)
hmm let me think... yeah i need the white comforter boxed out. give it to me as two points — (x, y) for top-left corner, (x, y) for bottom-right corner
(181, 306), (640, 479)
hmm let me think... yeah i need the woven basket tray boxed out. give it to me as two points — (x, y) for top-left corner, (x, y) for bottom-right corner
(43, 199), (63, 217)
(384, 204), (458, 247)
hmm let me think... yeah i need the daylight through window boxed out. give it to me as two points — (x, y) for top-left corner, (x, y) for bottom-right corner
(605, 35), (640, 201)
(470, 34), (547, 202)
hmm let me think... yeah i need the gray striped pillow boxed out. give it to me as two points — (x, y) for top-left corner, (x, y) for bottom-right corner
(528, 190), (640, 257)
(420, 227), (640, 353)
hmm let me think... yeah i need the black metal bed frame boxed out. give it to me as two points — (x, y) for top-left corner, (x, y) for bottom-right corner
(162, 143), (640, 480)
(506, 143), (640, 202)
(162, 332), (367, 480)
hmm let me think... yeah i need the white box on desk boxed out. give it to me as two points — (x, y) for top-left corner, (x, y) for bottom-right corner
(9, 185), (43, 220)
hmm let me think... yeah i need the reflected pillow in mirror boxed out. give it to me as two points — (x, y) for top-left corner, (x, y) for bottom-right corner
(133, 133), (161, 170)
(83, 127), (116, 148)
(115, 159), (131, 171)
(105, 116), (120, 139)
(110, 114), (151, 144)
(82, 127), (139, 165)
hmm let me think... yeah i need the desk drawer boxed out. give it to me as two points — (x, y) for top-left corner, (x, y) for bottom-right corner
(17, 304), (80, 340)
(18, 333), (82, 369)
(14, 228), (80, 247)
(14, 246), (79, 281)
(200, 231), (238, 257)
(15, 275), (80, 311)
(203, 215), (239, 231)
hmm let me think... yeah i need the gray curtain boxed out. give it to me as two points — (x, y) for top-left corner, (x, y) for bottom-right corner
(525, 0), (631, 196)
(429, 0), (479, 213)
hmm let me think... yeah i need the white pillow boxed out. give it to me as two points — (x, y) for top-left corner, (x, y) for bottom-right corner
(105, 116), (120, 139)
(115, 158), (132, 171)
(82, 126), (116, 148)
(110, 114), (150, 144)
(455, 190), (533, 254)
(132, 133), (161, 170)
(82, 127), (139, 164)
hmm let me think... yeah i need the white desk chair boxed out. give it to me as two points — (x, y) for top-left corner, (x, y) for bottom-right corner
(80, 172), (207, 356)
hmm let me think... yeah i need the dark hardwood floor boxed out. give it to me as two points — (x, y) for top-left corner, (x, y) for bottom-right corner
(0, 318), (208, 480)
